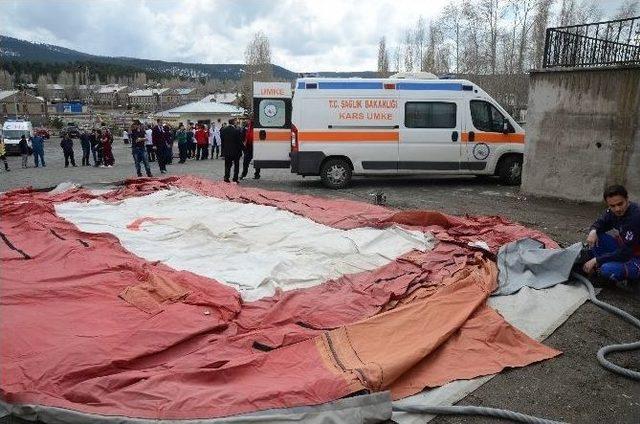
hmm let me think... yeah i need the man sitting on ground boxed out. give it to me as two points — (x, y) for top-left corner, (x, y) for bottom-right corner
(583, 185), (640, 288)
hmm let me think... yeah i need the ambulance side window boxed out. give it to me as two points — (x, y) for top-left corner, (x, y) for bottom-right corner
(405, 102), (456, 128)
(470, 100), (505, 133)
(258, 99), (286, 127)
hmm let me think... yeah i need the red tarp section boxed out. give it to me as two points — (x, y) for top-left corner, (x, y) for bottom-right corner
(1, 176), (559, 420)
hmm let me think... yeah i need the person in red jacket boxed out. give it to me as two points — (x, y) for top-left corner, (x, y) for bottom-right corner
(240, 119), (259, 180)
(101, 126), (115, 167)
(194, 124), (209, 160)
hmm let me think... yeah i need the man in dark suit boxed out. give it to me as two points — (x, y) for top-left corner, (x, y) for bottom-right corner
(221, 119), (243, 182)
(152, 119), (168, 174)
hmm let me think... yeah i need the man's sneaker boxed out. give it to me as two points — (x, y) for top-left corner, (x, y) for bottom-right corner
(573, 243), (592, 271)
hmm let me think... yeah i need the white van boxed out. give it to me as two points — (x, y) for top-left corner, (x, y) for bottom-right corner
(253, 77), (525, 189)
(2, 120), (33, 154)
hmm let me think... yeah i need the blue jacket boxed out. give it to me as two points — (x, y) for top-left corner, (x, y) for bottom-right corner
(591, 201), (640, 263)
(31, 135), (44, 152)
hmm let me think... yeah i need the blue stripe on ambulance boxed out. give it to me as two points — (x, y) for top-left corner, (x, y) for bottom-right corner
(296, 81), (463, 91)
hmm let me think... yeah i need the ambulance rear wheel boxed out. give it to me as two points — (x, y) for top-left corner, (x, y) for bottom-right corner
(321, 158), (352, 189)
(497, 155), (523, 186)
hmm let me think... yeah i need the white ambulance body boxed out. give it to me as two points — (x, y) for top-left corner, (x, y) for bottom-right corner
(252, 82), (293, 172)
(252, 77), (525, 189)
(2, 120), (33, 154)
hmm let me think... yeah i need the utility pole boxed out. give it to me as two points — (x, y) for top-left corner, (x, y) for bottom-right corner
(85, 66), (95, 128)
(13, 86), (18, 119)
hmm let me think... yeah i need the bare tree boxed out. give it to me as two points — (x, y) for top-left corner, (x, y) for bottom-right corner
(432, 22), (452, 74)
(377, 36), (390, 76)
(414, 16), (427, 70)
(614, 0), (640, 19)
(530, 0), (554, 69)
(241, 31), (273, 111)
(133, 72), (147, 88)
(558, 0), (576, 26)
(392, 45), (402, 73)
(512, 0), (537, 72)
(573, 0), (602, 24)
(440, 1), (464, 74)
(478, 0), (507, 74)
(423, 21), (434, 71)
(557, 0), (601, 26)
(403, 30), (415, 72)
(245, 31), (273, 80)
(18, 72), (33, 84)
(37, 75), (49, 100)
(460, 0), (483, 73)
(57, 70), (73, 86)
(0, 70), (14, 89)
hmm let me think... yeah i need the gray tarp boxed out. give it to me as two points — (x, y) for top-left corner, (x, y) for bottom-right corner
(494, 238), (582, 296)
(0, 392), (392, 424)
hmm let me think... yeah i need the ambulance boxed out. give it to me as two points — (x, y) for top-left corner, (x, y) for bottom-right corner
(2, 120), (33, 155)
(252, 77), (524, 189)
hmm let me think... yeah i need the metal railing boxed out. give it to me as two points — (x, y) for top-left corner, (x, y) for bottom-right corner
(543, 16), (640, 68)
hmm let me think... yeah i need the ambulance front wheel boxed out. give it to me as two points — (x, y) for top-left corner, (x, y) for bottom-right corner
(497, 155), (523, 186)
(320, 158), (352, 189)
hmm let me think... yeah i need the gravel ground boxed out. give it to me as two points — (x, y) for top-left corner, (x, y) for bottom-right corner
(1, 138), (638, 424)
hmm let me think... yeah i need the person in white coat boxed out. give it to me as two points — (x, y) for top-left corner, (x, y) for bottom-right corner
(207, 124), (215, 160)
(212, 118), (222, 159)
(144, 124), (155, 162)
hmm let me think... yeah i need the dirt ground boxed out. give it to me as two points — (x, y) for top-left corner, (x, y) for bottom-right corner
(1, 140), (638, 424)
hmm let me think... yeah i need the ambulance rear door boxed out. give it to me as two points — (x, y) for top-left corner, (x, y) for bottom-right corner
(253, 82), (293, 170)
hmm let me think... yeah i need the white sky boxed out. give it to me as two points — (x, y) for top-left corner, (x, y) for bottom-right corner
(0, 0), (631, 72)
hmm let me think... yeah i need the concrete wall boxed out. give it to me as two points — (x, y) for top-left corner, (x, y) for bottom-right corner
(522, 66), (640, 202)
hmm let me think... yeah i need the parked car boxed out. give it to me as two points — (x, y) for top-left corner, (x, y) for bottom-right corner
(34, 128), (51, 139)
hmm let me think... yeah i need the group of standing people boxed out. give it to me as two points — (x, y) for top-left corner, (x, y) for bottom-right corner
(5, 117), (258, 183)
(126, 117), (256, 183)
(75, 125), (115, 168)
(17, 132), (45, 169)
(14, 124), (116, 169)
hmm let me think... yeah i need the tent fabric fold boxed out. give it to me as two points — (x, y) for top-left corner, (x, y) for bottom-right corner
(1, 176), (561, 421)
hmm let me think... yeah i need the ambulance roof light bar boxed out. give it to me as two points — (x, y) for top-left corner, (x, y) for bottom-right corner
(388, 71), (438, 80)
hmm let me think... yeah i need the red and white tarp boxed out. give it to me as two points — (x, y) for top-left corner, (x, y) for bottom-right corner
(1, 176), (561, 421)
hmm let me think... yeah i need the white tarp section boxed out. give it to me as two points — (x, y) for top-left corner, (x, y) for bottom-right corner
(55, 189), (434, 301)
(392, 282), (590, 424)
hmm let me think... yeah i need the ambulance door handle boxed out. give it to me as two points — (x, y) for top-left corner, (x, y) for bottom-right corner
(468, 131), (475, 142)
(259, 130), (266, 141)
(451, 131), (458, 142)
